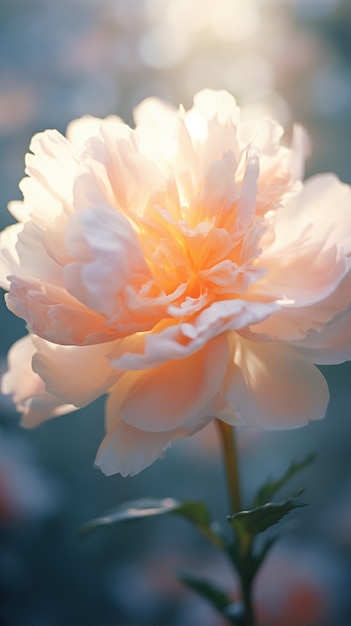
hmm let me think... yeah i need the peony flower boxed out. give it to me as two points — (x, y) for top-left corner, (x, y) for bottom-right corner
(1, 89), (351, 476)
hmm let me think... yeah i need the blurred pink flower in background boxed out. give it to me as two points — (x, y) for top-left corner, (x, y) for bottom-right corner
(1, 89), (351, 476)
(255, 543), (342, 626)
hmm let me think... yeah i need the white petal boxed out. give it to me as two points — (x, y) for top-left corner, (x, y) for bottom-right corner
(107, 334), (229, 432)
(186, 89), (241, 178)
(251, 254), (351, 342)
(109, 299), (278, 372)
(5, 275), (108, 346)
(95, 419), (184, 477)
(15, 219), (64, 285)
(64, 205), (151, 317)
(180, 299), (278, 342)
(134, 96), (180, 164)
(86, 121), (166, 218)
(25, 129), (81, 211)
(66, 114), (123, 151)
(19, 394), (76, 429)
(1, 335), (75, 428)
(270, 174), (351, 254)
(250, 174), (351, 341)
(108, 323), (190, 370)
(0, 223), (22, 289)
(220, 336), (329, 429)
(2, 336), (43, 405)
(199, 150), (239, 221)
(192, 89), (239, 125)
(237, 150), (259, 230)
(292, 305), (351, 365)
(31, 337), (122, 407)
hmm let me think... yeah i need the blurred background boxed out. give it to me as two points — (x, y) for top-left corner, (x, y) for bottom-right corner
(1, 0), (351, 624)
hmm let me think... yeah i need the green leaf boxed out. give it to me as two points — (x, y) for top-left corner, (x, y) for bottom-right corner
(250, 453), (315, 509)
(174, 501), (225, 548)
(173, 500), (211, 527)
(252, 533), (280, 574)
(80, 497), (179, 536)
(228, 490), (306, 538)
(180, 573), (244, 625)
(180, 572), (231, 612)
(80, 497), (217, 541)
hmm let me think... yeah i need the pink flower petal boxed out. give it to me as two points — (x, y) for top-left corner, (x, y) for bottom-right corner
(273, 174), (351, 253)
(180, 299), (278, 342)
(1, 336), (75, 428)
(95, 420), (184, 477)
(250, 175), (351, 341)
(0, 224), (22, 289)
(107, 334), (229, 433)
(31, 337), (121, 407)
(66, 114), (123, 151)
(64, 205), (151, 318)
(220, 336), (329, 429)
(109, 298), (278, 372)
(293, 304), (351, 365)
(5, 276), (108, 345)
(24, 129), (82, 214)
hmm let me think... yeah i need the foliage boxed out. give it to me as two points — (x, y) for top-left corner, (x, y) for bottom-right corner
(81, 454), (314, 625)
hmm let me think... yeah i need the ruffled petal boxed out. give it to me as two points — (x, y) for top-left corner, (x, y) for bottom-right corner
(66, 114), (123, 152)
(5, 276), (108, 346)
(179, 299), (279, 343)
(134, 96), (182, 166)
(109, 299), (278, 371)
(31, 337), (122, 407)
(292, 304), (351, 365)
(251, 251), (351, 341)
(95, 419), (184, 477)
(250, 175), (351, 341)
(12, 129), (84, 229)
(197, 150), (239, 222)
(219, 335), (329, 429)
(107, 322), (190, 370)
(191, 89), (240, 125)
(1, 336), (75, 428)
(186, 89), (241, 179)
(106, 334), (229, 432)
(63, 205), (151, 318)
(271, 174), (351, 253)
(0, 223), (22, 289)
(83, 119), (166, 219)
(14, 219), (64, 285)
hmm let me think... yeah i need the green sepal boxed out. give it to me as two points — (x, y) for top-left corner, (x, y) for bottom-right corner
(250, 453), (315, 509)
(80, 497), (223, 547)
(228, 489), (306, 538)
(179, 572), (243, 625)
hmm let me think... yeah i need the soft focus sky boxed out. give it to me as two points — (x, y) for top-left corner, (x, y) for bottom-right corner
(1, 1), (351, 625)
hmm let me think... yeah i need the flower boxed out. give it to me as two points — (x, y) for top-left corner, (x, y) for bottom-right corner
(1, 89), (351, 476)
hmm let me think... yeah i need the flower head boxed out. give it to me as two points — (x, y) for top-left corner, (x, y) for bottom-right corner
(1, 89), (351, 476)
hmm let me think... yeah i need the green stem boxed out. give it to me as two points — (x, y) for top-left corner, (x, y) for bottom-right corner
(216, 420), (242, 515)
(216, 420), (256, 626)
